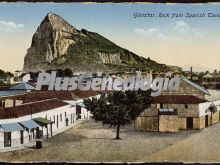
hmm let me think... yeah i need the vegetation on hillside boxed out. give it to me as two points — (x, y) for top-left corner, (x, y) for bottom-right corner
(63, 29), (178, 73)
(0, 69), (13, 78)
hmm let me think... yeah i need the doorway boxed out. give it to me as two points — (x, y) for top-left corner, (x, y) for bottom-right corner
(57, 115), (59, 128)
(20, 130), (24, 144)
(205, 115), (209, 127)
(76, 105), (81, 120)
(186, 117), (193, 129)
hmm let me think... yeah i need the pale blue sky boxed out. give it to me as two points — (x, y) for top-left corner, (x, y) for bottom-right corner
(0, 3), (220, 72)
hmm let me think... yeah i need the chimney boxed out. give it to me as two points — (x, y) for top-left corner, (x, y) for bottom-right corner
(2, 100), (5, 109)
(13, 100), (16, 108)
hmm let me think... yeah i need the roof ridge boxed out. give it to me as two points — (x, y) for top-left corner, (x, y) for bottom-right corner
(13, 98), (61, 107)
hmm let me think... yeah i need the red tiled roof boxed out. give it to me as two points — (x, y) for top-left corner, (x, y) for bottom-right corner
(0, 108), (17, 119)
(150, 95), (207, 104)
(71, 89), (100, 99)
(3, 89), (102, 104)
(22, 90), (101, 103)
(0, 98), (68, 119)
(23, 91), (75, 103)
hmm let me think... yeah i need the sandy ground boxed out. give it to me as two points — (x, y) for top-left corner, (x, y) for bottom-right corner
(0, 119), (219, 163)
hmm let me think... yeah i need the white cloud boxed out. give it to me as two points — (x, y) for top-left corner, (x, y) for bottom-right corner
(134, 21), (204, 42)
(173, 21), (204, 39)
(134, 27), (168, 40)
(155, 33), (168, 40)
(174, 21), (190, 34)
(134, 28), (147, 35)
(192, 28), (204, 38)
(146, 28), (159, 36)
(0, 21), (24, 32)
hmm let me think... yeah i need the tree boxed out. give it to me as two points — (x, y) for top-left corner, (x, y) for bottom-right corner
(64, 68), (73, 77)
(57, 69), (64, 77)
(84, 90), (151, 139)
(0, 69), (13, 78)
(6, 71), (13, 77)
(208, 103), (218, 124)
(30, 72), (39, 81)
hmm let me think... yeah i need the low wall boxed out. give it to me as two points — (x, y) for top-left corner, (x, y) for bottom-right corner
(135, 116), (158, 132)
(159, 115), (179, 132)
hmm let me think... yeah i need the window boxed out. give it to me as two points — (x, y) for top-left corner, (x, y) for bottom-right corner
(60, 114), (62, 122)
(76, 105), (81, 120)
(160, 104), (163, 109)
(31, 128), (35, 139)
(53, 116), (55, 123)
(185, 104), (188, 109)
(20, 130), (24, 144)
(4, 132), (11, 147)
(65, 112), (67, 117)
(57, 115), (59, 128)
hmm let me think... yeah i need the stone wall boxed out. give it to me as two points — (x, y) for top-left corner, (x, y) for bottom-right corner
(179, 117), (203, 130)
(163, 80), (205, 99)
(193, 118), (200, 129)
(135, 104), (159, 131)
(199, 116), (205, 129)
(178, 118), (186, 129)
(211, 112), (219, 124)
(135, 103), (218, 132)
(159, 115), (179, 132)
(135, 116), (158, 132)
(179, 80), (205, 99)
(161, 104), (199, 118)
(139, 104), (158, 117)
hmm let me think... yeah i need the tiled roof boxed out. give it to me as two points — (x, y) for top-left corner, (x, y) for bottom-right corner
(23, 91), (75, 103)
(26, 90), (100, 101)
(0, 108), (17, 119)
(0, 98), (68, 119)
(4, 90), (101, 103)
(150, 95), (207, 104)
(71, 89), (100, 99)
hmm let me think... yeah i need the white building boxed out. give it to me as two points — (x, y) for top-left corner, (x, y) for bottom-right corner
(0, 90), (101, 150)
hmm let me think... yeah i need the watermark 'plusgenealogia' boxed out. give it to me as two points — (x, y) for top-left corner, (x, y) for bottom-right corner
(36, 71), (180, 97)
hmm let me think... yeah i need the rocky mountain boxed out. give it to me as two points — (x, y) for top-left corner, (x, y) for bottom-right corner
(23, 13), (180, 74)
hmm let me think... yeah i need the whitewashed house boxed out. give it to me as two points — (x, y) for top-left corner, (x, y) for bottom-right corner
(0, 90), (101, 150)
(0, 98), (79, 149)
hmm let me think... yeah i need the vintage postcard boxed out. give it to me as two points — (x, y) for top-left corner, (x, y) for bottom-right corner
(0, 2), (220, 164)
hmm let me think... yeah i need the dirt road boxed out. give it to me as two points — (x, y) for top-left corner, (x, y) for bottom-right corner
(0, 120), (218, 163)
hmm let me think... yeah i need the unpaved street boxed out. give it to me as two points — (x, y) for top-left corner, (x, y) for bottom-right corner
(0, 120), (219, 163)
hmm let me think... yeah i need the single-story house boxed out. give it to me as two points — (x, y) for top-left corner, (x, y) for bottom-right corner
(135, 95), (220, 132)
(0, 90), (101, 150)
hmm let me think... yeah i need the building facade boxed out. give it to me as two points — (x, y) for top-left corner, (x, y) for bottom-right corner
(0, 90), (100, 150)
(135, 76), (216, 132)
